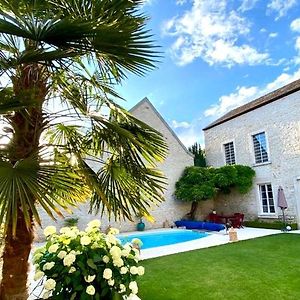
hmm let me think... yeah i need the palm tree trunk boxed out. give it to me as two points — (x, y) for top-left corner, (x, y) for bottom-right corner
(0, 209), (34, 300)
(0, 62), (48, 299)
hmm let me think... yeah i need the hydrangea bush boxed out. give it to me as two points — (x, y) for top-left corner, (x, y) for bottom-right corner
(33, 220), (144, 300)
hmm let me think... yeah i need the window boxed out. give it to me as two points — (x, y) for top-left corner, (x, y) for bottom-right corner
(252, 132), (269, 164)
(259, 184), (275, 214)
(224, 142), (236, 165)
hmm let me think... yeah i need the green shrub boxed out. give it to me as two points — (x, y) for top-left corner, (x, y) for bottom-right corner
(63, 217), (79, 227)
(244, 220), (298, 230)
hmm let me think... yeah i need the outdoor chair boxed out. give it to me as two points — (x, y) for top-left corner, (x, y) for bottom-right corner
(231, 213), (244, 228)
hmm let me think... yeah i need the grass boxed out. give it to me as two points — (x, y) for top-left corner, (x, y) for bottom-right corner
(138, 234), (300, 300)
(244, 220), (298, 230)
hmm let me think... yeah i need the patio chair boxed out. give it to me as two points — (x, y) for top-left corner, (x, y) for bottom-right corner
(231, 213), (244, 228)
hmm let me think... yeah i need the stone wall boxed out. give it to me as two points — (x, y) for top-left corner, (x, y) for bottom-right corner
(36, 99), (193, 239)
(204, 90), (300, 226)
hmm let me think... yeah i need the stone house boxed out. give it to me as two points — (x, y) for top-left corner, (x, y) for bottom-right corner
(37, 97), (193, 236)
(203, 79), (300, 227)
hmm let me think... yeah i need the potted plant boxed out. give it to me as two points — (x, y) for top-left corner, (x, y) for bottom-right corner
(136, 214), (145, 231)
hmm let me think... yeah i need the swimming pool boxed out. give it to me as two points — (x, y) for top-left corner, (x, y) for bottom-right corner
(118, 230), (208, 249)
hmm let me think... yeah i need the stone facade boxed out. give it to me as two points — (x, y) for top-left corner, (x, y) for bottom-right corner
(204, 88), (300, 226)
(36, 98), (193, 238)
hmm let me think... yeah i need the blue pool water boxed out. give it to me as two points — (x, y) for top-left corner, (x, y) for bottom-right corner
(118, 230), (208, 249)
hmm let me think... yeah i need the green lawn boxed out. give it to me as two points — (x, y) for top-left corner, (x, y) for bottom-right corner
(138, 234), (300, 300)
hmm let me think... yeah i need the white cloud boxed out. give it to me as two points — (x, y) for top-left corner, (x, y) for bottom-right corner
(176, 0), (188, 5)
(171, 120), (191, 129)
(291, 18), (300, 32)
(239, 0), (259, 12)
(204, 68), (300, 118)
(163, 0), (269, 67)
(269, 32), (278, 38)
(267, 0), (297, 20)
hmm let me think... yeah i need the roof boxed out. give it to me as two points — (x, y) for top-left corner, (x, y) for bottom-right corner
(130, 97), (194, 157)
(203, 79), (300, 131)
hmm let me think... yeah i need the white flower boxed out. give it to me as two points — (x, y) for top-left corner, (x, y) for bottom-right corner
(86, 285), (96, 295)
(103, 268), (113, 280)
(121, 249), (130, 257)
(57, 251), (67, 259)
(113, 258), (124, 268)
(129, 281), (138, 295)
(119, 284), (126, 293)
(63, 253), (76, 267)
(69, 266), (76, 273)
(44, 278), (56, 291)
(137, 266), (145, 276)
(80, 235), (91, 246)
(84, 275), (96, 283)
(43, 262), (55, 271)
(48, 244), (59, 253)
(106, 234), (117, 246)
(127, 294), (141, 300)
(34, 271), (44, 281)
(103, 255), (110, 263)
(108, 227), (119, 235)
(120, 266), (128, 274)
(33, 253), (43, 263)
(108, 279), (115, 286)
(43, 226), (56, 237)
(42, 291), (51, 299)
(130, 266), (138, 275)
(87, 219), (101, 228)
(60, 227), (77, 238)
(110, 245), (121, 258)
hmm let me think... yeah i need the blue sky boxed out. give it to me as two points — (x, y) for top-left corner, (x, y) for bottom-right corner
(116, 0), (300, 147)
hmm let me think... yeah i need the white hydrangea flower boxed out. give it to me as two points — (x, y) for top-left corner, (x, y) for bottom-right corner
(48, 244), (59, 253)
(43, 226), (56, 237)
(57, 251), (67, 259)
(120, 266), (128, 274)
(106, 234), (117, 246)
(121, 249), (130, 257)
(110, 245), (121, 258)
(34, 271), (44, 281)
(86, 285), (96, 295)
(108, 279), (115, 286)
(63, 253), (76, 267)
(69, 266), (76, 273)
(43, 262), (55, 271)
(129, 281), (138, 295)
(119, 284), (126, 293)
(113, 258), (124, 268)
(80, 235), (91, 246)
(44, 278), (56, 291)
(102, 255), (110, 263)
(87, 219), (101, 228)
(103, 268), (113, 280)
(84, 275), (96, 283)
(129, 266), (138, 275)
(42, 291), (51, 299)
(137, 266), (145, 276)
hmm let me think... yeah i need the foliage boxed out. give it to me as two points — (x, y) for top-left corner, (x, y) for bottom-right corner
(188, 142), (206, 167)
(138, 234), (300, 299)
(63, 217), (79, 227)
(32, 220), (144, 300)
(175, 165), (255, 203)
(0, 0), (167, 235)
(244, 220), (298, 230)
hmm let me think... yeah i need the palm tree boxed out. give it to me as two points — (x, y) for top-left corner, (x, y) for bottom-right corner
(0, 0), (168, 298)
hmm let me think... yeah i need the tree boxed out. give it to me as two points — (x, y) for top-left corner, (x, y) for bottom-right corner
(0, 1), (168, 298)
(175, 165), (255, 220)
(188, 142), (206, 167)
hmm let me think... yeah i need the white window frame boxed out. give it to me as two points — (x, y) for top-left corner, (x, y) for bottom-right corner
(250, 130), (271, 165)
(257, 183), (276, 215)
(223, 140), (236, 165)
